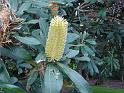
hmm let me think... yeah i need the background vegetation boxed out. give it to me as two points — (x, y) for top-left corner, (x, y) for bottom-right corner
(0, 0), (124, 93)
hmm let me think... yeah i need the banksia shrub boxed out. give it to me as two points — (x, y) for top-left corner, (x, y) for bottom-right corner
(45, 16), (68, 61)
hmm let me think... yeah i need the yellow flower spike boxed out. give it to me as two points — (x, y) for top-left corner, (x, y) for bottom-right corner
(45, 16), (68, 61)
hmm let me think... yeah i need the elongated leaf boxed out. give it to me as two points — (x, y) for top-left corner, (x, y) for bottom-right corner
(11, 47), (31, 60)
(91, 62), (99, 74)
(67, 33), (80, 43)
(15, 36), (41, 45)
(75, 56), (91, 62)
(0, 60), (10, 82)
(16, 1), (32, 16)
(57, 63), (91, 93)
(84, 0), (96, 3)
(0, 47), (15, 59)
(23, 20), (39, 24)
(82, 31), (87, 42)
(27, 70), (38, 85)
(65, 49), (79, 58)
(39, 18), (49, 38)
(82, 45), (95, 56)
(19, 63), (32, 69)
(0, 82), (27, 93)
(9, 0), (18, 12)
(85, 62), (94, 76)
(44, 64), (63, 93)
(32, 30), (46, 47)
(35, 52), (46, 63)
(85, 39), (96, 45)
(32, 0), (50, 8)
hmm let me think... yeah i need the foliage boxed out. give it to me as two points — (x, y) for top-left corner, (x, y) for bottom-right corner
(0, 0), (124, 92)
(0, 82), (27, 93)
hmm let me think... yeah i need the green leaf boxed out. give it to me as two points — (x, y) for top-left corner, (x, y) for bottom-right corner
(0, 60), (10, 82)
(19, 63), (32, 69)
(15, 36), (41, 45)
(0, 82), (27, 93)
(64, 44), (71, 54)
(0, 63), (2, 69)
(67, 33), (80, 43)
(39, 18), (49, 38)
(10, 77), (18, 84)
(65, 49), (79, 58)
(44, 64), (63, 93)
(11, 47), (31, 60)
(27, 69), (38, 85)
(85, 39), (96, 45)
(97, 0), (104, 3)
(84, 0), (96, 3)
(82, 31), (88, 42)
(98, 8), (106, 18)
(84, 61), (99, 75)
(35, 52), (46, 63)
(16, 1), (32, 16)
(75, 56), (91, 62)
(32, 30), (46, 47)
(23, 20), (39, 24)
(85, 62), (94, 76)
(32, 0), (50, 8)
(0, 47), (15, 59)
(57, 63), (91, 93)
(82, 45), (95, 56)
(9, 0), (18, 12)
(40, 30), (46, 47)
(91, 62), (99, 74)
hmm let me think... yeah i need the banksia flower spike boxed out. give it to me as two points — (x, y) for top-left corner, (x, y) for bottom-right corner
(45, 16), (68, 62)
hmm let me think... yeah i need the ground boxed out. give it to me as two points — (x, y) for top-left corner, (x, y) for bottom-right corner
(92, 86), (124, 93)
(89, 80), (124, 89)
(62, 80), (124, 93)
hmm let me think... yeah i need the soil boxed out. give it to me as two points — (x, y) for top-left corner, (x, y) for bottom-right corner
(89, 80), (124, 89)
(62, 80), (124, 93)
